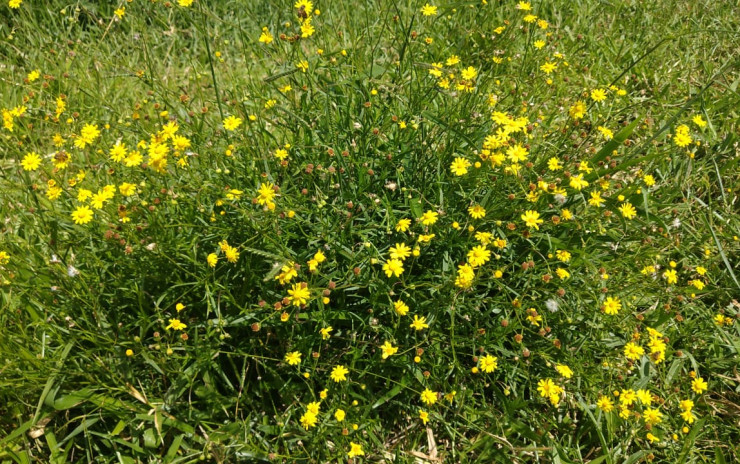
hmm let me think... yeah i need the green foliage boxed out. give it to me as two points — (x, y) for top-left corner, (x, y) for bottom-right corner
(1, 0), (739, 462)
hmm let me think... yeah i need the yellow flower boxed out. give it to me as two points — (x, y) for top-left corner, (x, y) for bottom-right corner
(569, 174), (589, 191)
(455, 263), (475, 288)
(383, 259), (405, 278)
(330, 365), (349, 382)
(674, 124), (692, 147)
(300, 411), (317, 429)
(555, 364), (573, 379)
(110, 142), (127, 162)
(119, 182), (136, 197)
(294, 0), (313, 13)
(420, 388), (437, 405)
(602, 296), (621, 315)
(334, 409), (345, 422)
(418, 233), (435, 243)
(461, 66), (477, 80)
(178, 0), (194, 6)
(300, 21), (315, 38)
(680, 409), (696, 424)
(692, 115), (707, 128)
(506, 144), (528, 162)
(540, 62), (557, 74)
(450, 157), (471, 176)
(410, 314), (429, 331)
(347, 442), (364, 458)
(420, 3), (437, 16)
(258, 27), (273, 44)
(597, 126), (614, 140)
(396, 218), (411, 232)
(536, 378), (562, 399)
(663, 269), (678, 285)
(618, 202), (637, 219)
(166, 318), (187, 331)
(467, 245), (491, 268)
(21, 152), (42, 171)
(207, 253), (218, 267)
(287, 282), (310, 306)
(394, 300), (410, 316)
(468, 205), (486, 219)
(223, 115), (243, 131)
(479, 354), (498, 373)
(124, 150), (143, 167)
(691, 377), (707, 394)
(587, 191), (605, 207)
(620, 389), (637, 406)
(624, 342), (644, 360)
(257, 182), (276, 206)
(284, 351), (302, 366)
(521, 210), (543, 229)
(643, 407), (662, 425)
(224, 245), (240, 263)
(380, 341), (398, 359)
(590, 88), (607, 102)
(71, 206), (94, 225)
(75, 123), (100, 149)
(548, 157), (563, 171)
(275, 262), (298, 284)
(569, 101), (586, 119)
(596, 395), (614, 412)
(306, 401), (320, 415)
(389, 243), (411, 261)
(319, 326), (333, 339)
(419, 409), (429, 424)
(636, 389), (652, 406)
(420, 210), (439, 226)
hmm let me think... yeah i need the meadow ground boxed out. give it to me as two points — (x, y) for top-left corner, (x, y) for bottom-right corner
(1, 0), (739, 462)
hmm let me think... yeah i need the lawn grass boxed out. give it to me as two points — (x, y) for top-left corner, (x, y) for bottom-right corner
(1, 0), (739, 462)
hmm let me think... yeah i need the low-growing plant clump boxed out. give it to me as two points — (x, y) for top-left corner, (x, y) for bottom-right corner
(1, 0), (739, 462)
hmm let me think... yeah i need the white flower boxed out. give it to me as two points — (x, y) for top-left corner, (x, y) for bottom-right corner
(67, 265), (79, 277)
(545, 299), (559, 312)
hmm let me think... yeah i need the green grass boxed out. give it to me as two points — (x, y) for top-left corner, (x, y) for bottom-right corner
(1, 0), (739, 462)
